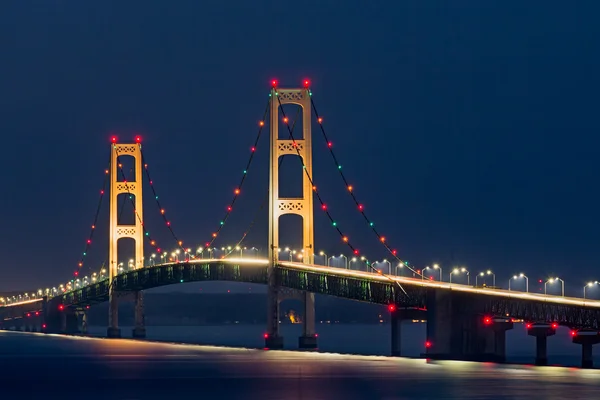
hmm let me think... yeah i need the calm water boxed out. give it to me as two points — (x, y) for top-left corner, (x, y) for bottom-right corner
(2, 329), (600, 399)
(87, 322), (599, 367)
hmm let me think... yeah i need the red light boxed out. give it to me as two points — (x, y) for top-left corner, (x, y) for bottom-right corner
(26, 313), (31, 317)
(315, 333), (318, 338)
(358, 204), (364, 211)
(110, 136), (117, 143)
(135, 135), (142, 143)
(42, 324), (47, 329)
(483, 317), (492, 325)
(388, 304), (396, 312)
(321, 204), (327, 210)
(303, 79), (310, 88)
(538, 280), (542, 283)
(271, 80), (278, 88)
(86, 305), (90, 309)
(551, 322), (558, 329)
(571, 330), (577, 336)
(353, 249), (359, 255)
(526, 323), (531, 329)
(58, 304), (64, 311)
(264, 333), (269, 339)
(74, 271), (79, 276)
(425, 341), (432, 348)
(35, 312), (39, 316)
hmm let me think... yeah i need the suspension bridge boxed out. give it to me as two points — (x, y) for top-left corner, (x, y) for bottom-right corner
(2, 81), (600, 368)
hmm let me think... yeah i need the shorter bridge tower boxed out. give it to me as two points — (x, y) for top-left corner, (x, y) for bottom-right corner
(107, 139), (146, 338)
(266, 84), (317, 349)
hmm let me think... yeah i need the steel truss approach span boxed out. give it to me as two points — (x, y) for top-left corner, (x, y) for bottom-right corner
(7, 258), (600, 330)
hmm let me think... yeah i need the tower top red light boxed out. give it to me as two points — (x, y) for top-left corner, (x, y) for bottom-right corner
(111, 136), (117, 143)
(271, 79), (278, 88)
(135, 135), (142, 143)
(303, 79), (310, 88)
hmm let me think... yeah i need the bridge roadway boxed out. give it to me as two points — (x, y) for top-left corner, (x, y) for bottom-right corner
(3, 258), (600, 329)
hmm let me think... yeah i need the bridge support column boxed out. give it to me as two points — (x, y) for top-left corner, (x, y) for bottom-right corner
(489, 320), (513, 362)
(572, 331), (600, 369)
(107, 290), (121, 338)
(132, 291), (146, 338)
(527, 325), (556, 366)
(298, 291), (317, 349)
(391, 307), (426, 357)
(76, 311), (88, 334)
(425, 289), (505, 361)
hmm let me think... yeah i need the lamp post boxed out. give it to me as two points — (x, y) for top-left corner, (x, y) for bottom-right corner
(450, 267), (469, 285)
(509, 273), (528, 292)
(395, 262), (405, 276)
(584, 281), (599, 299)
(545, 277), (564, 297)
(476, 270), (495, 287)
(319, 251), (328, 266)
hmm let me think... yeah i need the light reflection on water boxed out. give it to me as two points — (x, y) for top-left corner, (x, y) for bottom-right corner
(88, 322), (599, 367)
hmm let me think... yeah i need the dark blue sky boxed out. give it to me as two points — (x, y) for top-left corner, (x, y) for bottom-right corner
(1, 1), (599, 294)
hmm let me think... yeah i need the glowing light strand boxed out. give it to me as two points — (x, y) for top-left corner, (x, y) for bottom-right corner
(224, 107), (302, 258)
(309, 96), (422, 278)
(74, 152), (111, 277)
(139, 150), (186, 254)
(273, 85), (407, 295)
(114, 145), (165, 256)
(204, 98), (271, 251)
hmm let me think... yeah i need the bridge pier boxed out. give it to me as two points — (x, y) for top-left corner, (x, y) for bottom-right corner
(527, 324), (556, 366)
(265, 284), (283, 349)
(76, 311), (88, 334)
(572, 331), (600, 368)
(391, 307), (426, 357)
(107, 286), (121, 338)
(424, 289), (507, 361)
(298, 291), (317, 349)
(132, 291), (146, 339)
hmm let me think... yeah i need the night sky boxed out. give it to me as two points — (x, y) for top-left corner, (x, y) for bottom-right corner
(1, 1), (599, 295)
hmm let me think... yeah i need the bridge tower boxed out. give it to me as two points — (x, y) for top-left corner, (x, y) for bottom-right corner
(266, 84), (317, 349)
(107, 140), (146, 339)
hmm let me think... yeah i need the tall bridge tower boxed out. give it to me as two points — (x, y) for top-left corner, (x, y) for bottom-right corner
(107, 139), (146, 338)
(266, 84), (317, 349)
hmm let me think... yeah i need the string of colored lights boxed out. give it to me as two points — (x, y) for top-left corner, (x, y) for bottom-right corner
(308, 94), (423, 277)
(74, 152), (112, 277)
(203, 98), (271, 252)
(113, 144), (166, 257)
(224, 107), (302, 258)
(139, 150), (187, 254)
(273, 82), (408, 295)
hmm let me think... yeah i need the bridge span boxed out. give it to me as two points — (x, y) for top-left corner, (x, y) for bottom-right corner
(3, 258), (600, 368)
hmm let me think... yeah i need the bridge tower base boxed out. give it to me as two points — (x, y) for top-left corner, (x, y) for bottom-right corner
(108, 140), (144, 339)
(132, 291), (146, 338)
(572, 331), (600, 369)
(267, 84), (316, 350)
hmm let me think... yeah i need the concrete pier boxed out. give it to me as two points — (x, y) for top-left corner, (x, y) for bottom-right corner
(526, 323), (557, 366)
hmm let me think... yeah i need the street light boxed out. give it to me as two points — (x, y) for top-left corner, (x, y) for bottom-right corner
(319, 251), (328, 266)
(476, 270), (495, 287)
(450, 267), (469, 284)
(340, 254), (348, 269)
(423, 264), (442, 281)
(376, 259), (391, 274)
(584, 281), (599, 299)
(509, 273), (528, 292)
(545, 277), (564, 296)
(395, 262), (405, 276)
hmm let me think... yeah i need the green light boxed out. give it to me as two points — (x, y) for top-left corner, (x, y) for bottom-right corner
(145, 232), (149, 236)
(243, 170), (247, 174)
(83, 252), (87, 256)
(220, 221), (224, 225)
(180, 279), (184, 283)
(338, 165), (342, 169)
(332, 222), (337, 226)
(155, 196), (158, 200)
(369, 222), (374, 227)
